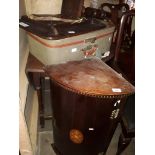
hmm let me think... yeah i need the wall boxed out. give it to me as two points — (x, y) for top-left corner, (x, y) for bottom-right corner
(19, 0), (38, 155)
(24, 0), (119, 16)
(25, 0), (91, 16)
(24, 0), (63, 16)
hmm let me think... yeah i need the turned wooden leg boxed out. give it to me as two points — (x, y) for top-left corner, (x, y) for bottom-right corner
(32, 73), (45, 128)
(116, 134), (132, 155)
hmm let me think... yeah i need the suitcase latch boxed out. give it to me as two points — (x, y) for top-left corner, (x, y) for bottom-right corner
(85, 37), (96, 43)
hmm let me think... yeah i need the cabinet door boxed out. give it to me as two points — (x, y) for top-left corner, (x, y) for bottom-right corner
(50, 81), (127, 155)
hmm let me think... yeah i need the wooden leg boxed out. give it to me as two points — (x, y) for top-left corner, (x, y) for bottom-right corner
(37, 89), (45, 128)
(32, 73), (45, 128)
(31, 73), (45, 128)
(116, 134), (132, 155)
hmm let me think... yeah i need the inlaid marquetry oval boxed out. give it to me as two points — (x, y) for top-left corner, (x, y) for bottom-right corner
(69, 129), (84, 144)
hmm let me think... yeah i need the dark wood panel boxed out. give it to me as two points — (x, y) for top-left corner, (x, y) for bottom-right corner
(48, 58), (134, 155)
(50, 80), (128, 155)
(61, 0), (84, 19)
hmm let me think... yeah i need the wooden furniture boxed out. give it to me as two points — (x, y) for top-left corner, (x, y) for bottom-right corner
(25, 41), (118, 129)
(26, 54), (134, 154)
(46, 58), (134, 155)
(100, 3), (129, 26)
(99, 3), (131, 67)
(25, 54), (52, 128)
(100, 3), (130, 52)
(116, 94), (135, 155)
(106, 10), (135, 154)
(83, 7), (111, 20)
(61, 0), (84, 19)
(108, 9), (135, 84)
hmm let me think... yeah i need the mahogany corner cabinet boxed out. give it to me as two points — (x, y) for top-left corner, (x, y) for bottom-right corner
(44, 57), (134, 155)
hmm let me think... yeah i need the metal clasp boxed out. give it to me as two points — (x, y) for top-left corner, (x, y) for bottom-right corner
(85, 37), (96, 43)
(110, 109), (120, 119)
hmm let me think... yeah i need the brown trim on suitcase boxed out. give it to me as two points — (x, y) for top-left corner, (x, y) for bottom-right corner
(28, 31), (113, 48)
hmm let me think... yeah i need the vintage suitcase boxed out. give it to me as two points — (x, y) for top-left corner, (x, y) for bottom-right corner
(45, 57), (134, 155)
(19, 16), (115, 65)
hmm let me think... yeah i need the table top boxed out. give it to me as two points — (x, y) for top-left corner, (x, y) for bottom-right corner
(45, 57), (134, 97)
(26, 53), (45, 73)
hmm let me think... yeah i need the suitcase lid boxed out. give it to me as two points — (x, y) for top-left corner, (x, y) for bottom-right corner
(45, 58), (134, 98)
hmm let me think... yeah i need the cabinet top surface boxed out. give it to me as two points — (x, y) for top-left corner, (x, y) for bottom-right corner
(45, 58), (134, 97)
